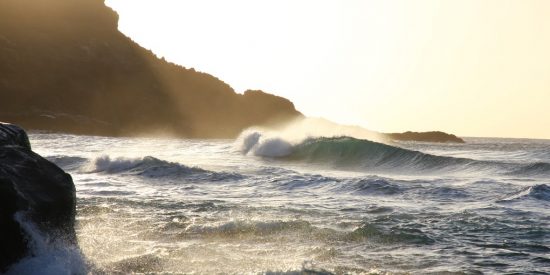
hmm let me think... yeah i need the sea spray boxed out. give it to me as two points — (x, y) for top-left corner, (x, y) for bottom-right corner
(259, 117), (388, 144)
(237, 130), (294, 157)
(6, 213), (88, 275)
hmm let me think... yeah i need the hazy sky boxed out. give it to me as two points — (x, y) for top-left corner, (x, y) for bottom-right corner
(105, 0), (550, 139)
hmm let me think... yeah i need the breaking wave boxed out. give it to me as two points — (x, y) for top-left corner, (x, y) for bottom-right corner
(6, 213), (87, 275)
(87, 155), (244, 180)
(238, 131), (550, 176)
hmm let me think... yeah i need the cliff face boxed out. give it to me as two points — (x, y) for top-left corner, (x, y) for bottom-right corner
(0, 0), (301, 138)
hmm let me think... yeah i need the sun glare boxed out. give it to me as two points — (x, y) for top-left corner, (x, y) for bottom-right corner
(106, 0), (550, 139)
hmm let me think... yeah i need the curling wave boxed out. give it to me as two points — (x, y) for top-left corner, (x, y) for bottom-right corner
(239, 132), (550, 176)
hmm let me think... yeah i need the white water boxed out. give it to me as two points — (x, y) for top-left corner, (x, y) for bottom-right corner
(11, 131), (550, 274)
(7, 213), (86, 275)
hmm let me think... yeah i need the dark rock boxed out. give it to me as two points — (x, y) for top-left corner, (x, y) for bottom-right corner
(386, 131), (465, 143)
(0, 122), (31, 150)
(0, 123), (76, 271)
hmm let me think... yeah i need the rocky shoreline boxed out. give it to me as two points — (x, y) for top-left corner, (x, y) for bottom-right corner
(0, 122), (77, 272)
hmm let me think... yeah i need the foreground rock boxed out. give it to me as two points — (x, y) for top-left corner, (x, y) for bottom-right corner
(0, 123), (76, 271)
(387, 131), (465, 143)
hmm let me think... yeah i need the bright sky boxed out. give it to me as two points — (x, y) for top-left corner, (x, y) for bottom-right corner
(105, 0), (550, 139)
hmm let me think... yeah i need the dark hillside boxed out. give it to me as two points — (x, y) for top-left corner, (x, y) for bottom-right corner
(0, 0), (301, 138)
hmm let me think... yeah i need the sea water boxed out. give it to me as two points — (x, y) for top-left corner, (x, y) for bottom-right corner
(9, 131), (550, 274)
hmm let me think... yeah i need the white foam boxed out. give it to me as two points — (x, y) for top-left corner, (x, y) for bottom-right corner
(252, 137), (293, 158)
(7, 212), (88, 275)
(90, 155), (143, 173)
(240, 131), (261, 154)
(237, 131), (294, 158)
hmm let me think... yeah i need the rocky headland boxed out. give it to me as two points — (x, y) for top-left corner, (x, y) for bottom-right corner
(0, 0), (463, 143)
(387, 131), (465, 143)
(0, 0), (301, 138)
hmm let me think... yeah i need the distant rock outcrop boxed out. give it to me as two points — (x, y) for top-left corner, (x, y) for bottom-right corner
(0, 0), (301, 138)
(387, 131), (465, 143)
(0, 123), (76, 271)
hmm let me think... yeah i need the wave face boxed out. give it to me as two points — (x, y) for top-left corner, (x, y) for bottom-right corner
(241, 131), (471, 172)
(239, 132), (550, 177)
(289, 136), (471, 171)
(508, 162), (550, 177)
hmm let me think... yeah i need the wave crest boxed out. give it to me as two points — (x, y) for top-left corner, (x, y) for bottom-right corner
(238, 131), (293, 157)
(90, 155), (203, 177)
(87, 155), (244, 181)
(509, 162), (550, 177)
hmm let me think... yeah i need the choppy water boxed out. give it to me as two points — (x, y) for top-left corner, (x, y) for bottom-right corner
(12, 132), (550, 274)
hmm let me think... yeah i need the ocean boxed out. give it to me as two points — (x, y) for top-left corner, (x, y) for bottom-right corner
(8, 131), (550, 274)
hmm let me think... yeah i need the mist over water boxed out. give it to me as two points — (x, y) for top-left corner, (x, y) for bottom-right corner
(19, 130), (550, 274)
